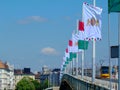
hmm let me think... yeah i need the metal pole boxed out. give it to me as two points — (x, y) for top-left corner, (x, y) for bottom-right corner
(118, 13), (120, 90)
(92, 0), (96, 83)
(72, 58), (74, 75)
(108, 14), (112, 90)
(76, 53), (78, 76)
(81, 2), (85, 81)
(71, 61), (72, 75)
(76, 20), (79, 77)
(81, 50), (84, 79)
(92, 40), (96, 83)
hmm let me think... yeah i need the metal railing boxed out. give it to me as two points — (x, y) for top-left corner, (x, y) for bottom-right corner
(61, 74), (118, 90)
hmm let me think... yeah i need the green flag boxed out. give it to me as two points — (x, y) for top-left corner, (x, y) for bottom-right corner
(108, 0), (120, 13)
(70, 52), (77, 60)
(65, 61), (69, 64)
(63, 64), (66, 68)
(78, 40), (89, 50)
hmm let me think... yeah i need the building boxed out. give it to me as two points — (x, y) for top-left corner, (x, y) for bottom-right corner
(34, 72), (41, 82)
(50, 68), (60, 86)
(42, 65), (50, 75)
(14, 68), (35, 87)
(40, 74), (49, 83)
(0, 61), (14, 90)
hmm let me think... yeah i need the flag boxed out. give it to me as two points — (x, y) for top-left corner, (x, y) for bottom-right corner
(68, 40), (73, 52)
(69, 40), (72, 46)
(78, 40), (89, 50)
(83, 3), (102, 40)
(68, 33), (79, 53)
(66, 48), (68, 53)
(78, 21), (84, 31)
(70, 52), (77, 60)
(65, 48), (69, 58)
(77, 21), (86, 40)
(108, 0), (120, 13)
(77, 21), (89, 50)
(72, 33), (79, 52)
(65, 61), (69, 64)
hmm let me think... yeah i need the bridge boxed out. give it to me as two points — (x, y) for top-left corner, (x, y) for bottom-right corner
(60, 73), (118, 90)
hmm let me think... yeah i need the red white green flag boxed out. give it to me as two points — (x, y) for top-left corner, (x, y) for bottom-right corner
(77, 20), (89, 50)
(65, 48), (69, 58)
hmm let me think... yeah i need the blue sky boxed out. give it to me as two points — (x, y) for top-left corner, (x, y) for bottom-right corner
(0, 0), (118, 72)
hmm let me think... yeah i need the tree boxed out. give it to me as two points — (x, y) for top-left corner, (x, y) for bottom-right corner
(32, 80), (40, 90)
(40, 79), (49, 90)
(16, 77), (35, 90)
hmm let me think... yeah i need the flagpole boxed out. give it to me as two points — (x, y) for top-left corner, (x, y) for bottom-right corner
(72, 58), (74, 75)
(81, 50), (84, 79)
(71, 60), (72, 75)
(92, 39), (96, 83)
(118, 13), (120, 90)
(108, 14), (112, 90)
(76, 53), (78, 76)
(76, 20), (79, 76)
(92, 0), (96, 83)
(81, 4), (85, 80)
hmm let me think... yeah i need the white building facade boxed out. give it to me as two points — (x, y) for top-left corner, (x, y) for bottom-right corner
(0, 61), (14, 90)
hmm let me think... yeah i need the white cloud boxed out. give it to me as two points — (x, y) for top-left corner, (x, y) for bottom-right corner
(41, 47), (58, 55)
(18, 16), (47, 24)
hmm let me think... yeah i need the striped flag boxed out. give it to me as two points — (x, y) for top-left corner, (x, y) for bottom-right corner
(83, 2), (102, 40)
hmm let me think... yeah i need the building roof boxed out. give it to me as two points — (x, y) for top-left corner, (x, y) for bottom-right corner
(14, 68), (34, 75)
(52, 68), (60, 72)
(14, 69), (22, 75)
(35, 72), (41, 79)
(0, 60), (8, 69)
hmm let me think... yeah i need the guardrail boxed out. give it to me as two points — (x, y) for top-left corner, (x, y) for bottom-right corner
(61, 74), (118, 90)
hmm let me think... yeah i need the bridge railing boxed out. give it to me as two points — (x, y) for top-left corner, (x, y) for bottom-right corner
(61, 74), (117, 90)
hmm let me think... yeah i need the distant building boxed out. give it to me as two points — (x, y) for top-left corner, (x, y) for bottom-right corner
(42, 65), (50, 75)
(40, 67), (60, 87)
(40, 74), (49, 83)
(0, 61), (14, 90)
(14, 68), (35, 87)
(50, 68), (60, 86)
(34, 72), (41, 82)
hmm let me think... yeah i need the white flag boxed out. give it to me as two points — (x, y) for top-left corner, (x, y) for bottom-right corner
(65, 48), (69, 58)
(83, 3), (102, 40)
(72, 33), (79, 52)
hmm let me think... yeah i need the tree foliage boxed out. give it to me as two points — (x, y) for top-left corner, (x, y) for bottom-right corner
(16, 77), (35, 90)
(32, 80), (41, 90)
(16, 76), (49, 90)
(40, 79), (49, 90)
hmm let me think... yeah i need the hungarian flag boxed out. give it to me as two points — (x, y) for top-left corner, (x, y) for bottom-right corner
(63, 64), (66, 68)
(108, 0), (120, 13)
(68, 40), (73, 52)
(65, 48), (69, 58)
(77, 20), (89, 50)
(78, 40), (89, 50)
(78, 21), (84, 31)
(83, 2), (102, 40)
(72, 33), (79, 52)
(70, 52), (77, 60)
(65, 61), (69, 64)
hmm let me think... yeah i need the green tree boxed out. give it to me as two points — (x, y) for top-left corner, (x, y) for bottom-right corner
(40, 79), (49, 90)
(16, 77), (35, 90)
(32, 80), (40, 90)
